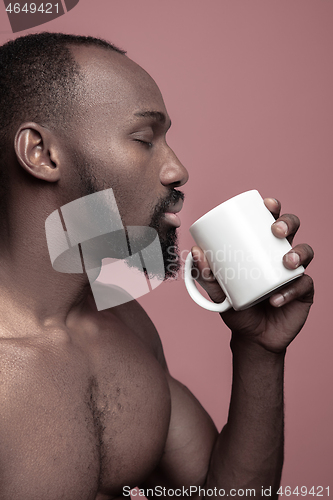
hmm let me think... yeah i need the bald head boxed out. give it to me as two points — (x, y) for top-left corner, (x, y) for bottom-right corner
(0, 33), (126, 163)
(68, 44), (167, 129)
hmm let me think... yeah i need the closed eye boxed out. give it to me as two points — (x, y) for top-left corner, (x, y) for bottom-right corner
(134, 139), (153, 148)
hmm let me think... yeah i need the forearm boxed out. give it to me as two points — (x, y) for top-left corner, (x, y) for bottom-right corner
(206, 336), (285, 499)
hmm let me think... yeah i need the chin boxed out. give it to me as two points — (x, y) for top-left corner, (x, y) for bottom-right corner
(160, 228), (181, 280)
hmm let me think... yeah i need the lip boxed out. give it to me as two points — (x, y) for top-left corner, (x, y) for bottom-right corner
(163, 199), (183, 227)
(165, 199), (183, 214)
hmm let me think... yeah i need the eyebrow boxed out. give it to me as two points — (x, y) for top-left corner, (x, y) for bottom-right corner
(134, 110), (171, 128)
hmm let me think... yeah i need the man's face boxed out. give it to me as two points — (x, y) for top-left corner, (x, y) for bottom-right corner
(62, 46), (189, 278)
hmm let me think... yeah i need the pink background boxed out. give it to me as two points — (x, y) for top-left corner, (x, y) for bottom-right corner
(1, 0), (332, 491)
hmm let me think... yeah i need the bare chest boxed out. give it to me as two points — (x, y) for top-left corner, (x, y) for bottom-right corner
(0, 328), (171, 500)
(88, 334), (171, 495)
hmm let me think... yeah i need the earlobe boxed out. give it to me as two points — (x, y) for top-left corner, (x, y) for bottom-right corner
(14, 122), (61, 182)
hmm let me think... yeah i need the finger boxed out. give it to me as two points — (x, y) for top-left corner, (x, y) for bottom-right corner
(191, 246), (216, 282)
(191, 246), (226, 303)
(270, 274), (314, 308)
(283, 244), (314, 270)
(271, 213), (300, 244)
(264, 197), (281, 219)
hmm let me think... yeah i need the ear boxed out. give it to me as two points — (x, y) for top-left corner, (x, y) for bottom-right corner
(14, 122), (61, 182)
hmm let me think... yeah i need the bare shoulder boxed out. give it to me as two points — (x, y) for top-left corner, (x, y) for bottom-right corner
(0, 336), (61, 408)
(0, 335), (101, 497)
(0, 337), (50, 442)
(106, 298), (167, 369)
(0, 333), (87, 413)
(0, 336), (44, 384)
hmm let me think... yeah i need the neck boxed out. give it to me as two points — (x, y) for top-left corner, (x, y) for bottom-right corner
(0, 251), (94, 333)
(0, 204), (97, 333)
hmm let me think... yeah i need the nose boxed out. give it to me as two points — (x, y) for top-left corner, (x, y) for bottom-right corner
(159, 146), (189, 188)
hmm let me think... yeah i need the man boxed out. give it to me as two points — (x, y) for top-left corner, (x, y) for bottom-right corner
(0, 33), (314, 499)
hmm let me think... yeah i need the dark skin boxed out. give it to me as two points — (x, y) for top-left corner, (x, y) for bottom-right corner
(0, 46), (314, 499)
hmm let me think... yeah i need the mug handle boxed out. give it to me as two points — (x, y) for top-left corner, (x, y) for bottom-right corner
(184, 252), (233, 313)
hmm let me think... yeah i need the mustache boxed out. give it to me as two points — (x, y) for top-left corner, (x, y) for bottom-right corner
(157, 189), (185, 213)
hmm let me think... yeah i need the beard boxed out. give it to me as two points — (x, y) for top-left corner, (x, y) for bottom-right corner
(73, 157), (184, 280)
(148, 189), (185, 280)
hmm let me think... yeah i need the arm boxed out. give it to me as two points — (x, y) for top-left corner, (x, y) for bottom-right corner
(206, 339), (285, 496)
(142, 197), (314, 499)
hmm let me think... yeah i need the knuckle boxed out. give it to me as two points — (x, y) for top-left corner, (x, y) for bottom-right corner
(302, 274), (315, 297)
(296, 243), (314, 264)
(304, 273), (314, 288)
(304, 243), (314, 259)
(283, 213), (300, 229)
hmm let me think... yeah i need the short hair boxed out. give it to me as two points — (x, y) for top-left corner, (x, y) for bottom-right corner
(0, 32), (126, 165)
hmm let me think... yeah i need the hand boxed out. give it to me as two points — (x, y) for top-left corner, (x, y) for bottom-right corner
(191, 198), (314, 353)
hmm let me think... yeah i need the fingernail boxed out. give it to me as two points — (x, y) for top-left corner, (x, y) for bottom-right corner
(191, 247), (200, 260)
(285, 252), (300, 268)
(271, 294), (284, 307)
(273, 221), (288, 236)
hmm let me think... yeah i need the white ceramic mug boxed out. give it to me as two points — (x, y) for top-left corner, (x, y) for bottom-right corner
(184, 190), (304, 312)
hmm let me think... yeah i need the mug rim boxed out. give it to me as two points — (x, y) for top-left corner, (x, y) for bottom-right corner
(189, 189), (259, 231)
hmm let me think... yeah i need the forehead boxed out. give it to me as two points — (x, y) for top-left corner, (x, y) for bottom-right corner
(71, 46), (168, 121)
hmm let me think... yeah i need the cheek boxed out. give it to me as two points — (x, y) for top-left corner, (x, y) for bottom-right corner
(115, 184), (157, 227)
(105, 148), (159, 221)
(75, 138), (159, 225)
(104, 167), (157, 226)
